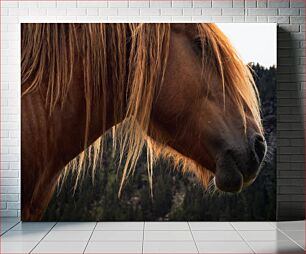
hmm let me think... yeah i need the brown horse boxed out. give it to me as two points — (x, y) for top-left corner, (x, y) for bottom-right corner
(21, 23), (267, 221)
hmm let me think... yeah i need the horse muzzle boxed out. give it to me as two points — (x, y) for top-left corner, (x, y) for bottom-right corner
(213, 134), (267, 193)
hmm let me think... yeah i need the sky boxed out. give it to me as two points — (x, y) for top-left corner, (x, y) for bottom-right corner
(216, 23), (277, 68)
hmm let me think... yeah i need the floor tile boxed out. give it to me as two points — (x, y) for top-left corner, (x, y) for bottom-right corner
(12, 222), (55, 231)
(248, 240), (304, 253)
(90, 230), (143, 241)
(232, 221), (276, 230)
(0, 230), (47, 242)
(239, 230), (290, 241)
(143, 241), (198, 253)
(276, 221), (305, 231)
(0, 241), (37, 253)
(189, 222), (234, 231)
(32, 241), (87, 253)
(85, 241), (142, 253)
(192, 230), (243, 241)
(1, 222), (21, 234)
(295, 240), (305, 250)
(282, 230), (305, 249)
(145, 221), (189, 230)
(42, 230), (92, 242)
(282, 230), (305, 241)
(52, 222), (96, 231)
(95, 222), (144, 231)
(144, 230), (193, 241)
(197, 241), (254, 253)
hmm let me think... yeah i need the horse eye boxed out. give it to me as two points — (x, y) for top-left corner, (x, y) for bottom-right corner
(194, 38), (203, 51)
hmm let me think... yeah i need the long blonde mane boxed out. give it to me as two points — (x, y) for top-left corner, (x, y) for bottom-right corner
(21, 23), (262, 195)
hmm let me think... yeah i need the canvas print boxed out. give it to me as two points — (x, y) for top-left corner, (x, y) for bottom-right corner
(21, 23), (276, 221)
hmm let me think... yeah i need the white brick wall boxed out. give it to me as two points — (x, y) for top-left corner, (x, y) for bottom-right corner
(0, 0), (305, 219)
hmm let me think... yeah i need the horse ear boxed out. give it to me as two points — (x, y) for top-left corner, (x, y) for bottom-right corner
(171, 24), (186, 33)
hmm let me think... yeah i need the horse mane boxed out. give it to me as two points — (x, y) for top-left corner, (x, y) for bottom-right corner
(21, 23), (261, 195)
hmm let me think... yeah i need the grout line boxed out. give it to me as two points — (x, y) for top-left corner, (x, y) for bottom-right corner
(142, 221), (145, 254)
(0, 220), (20, 236)
(229, 222), (256, 254)
(187, 221), (200, 254)
(268, 221), (277, 229)
(83, 222), (97, 254)
(276, 227), (305, 251)
(29, 221), (57, 254)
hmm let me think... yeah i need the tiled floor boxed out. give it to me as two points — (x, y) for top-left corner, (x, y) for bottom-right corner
(0, 218), (304, 253)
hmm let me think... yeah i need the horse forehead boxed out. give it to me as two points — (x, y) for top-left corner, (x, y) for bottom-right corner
(170, 24), (198, 37)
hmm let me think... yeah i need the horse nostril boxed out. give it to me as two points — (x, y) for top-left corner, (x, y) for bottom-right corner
(252, 134), (266, 164)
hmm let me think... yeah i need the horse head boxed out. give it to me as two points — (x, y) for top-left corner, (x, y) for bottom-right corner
(148, 24), (267, 193)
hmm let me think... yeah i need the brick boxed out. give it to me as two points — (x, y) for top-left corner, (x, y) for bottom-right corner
(1, 16), (18, 24)
(29, 8), (47, 16)
(245, 0), (256, 7)
(1, 202), (7, 210)
(183, 8), (202, 16)
(244, 16), (257, 22)
(99, 8), (118, 16)
(56, 1), (77, 8)
(279, 171), (305, 178)
(268, 16), (290, 23)
(1, 8), (8, 16)
(1, 186), (19, 194)
(278, 179), (305, 185)
(8, 8), (29, 16)
(278, 8), (300, 15)
(0, 171), (19, 178)
(47, 8), (67, 16)
(233, 0), (245, 7)
(150, 0), (172, 8)
(129, 0), (149, 7)
(278, 195), (304, 202)
(278, 24), (300, 32)
(1, 1), (18, 8)
(257, 0), (267, 7)
(233, 16), (245, 22)
(38, 1), (56, 8)
(279, 147), (304, 155)
(77, 1), (107, 7)
(67, 8), (86, 16)
(257, 16), (268, 22)
(222, 8), (245, 15)
(290, 16), (305, 24)
(290, 0), (305, 7)
(18, 1), (38, 8)
(193, 0), (212, 7)
(202, 8), (222, 15)
(268, 0), (290, 7)
(161, 8), (183, 16)
(118, 8), (139, 16)
(0, 178), (19, 186)
(7, 202), (20, 210)
(247, 8), (278, 15)
(0, 210), (18, 217)
(172, 0), (192, 7)
(140, 8), (160, 16)
(0, 194), (18, 202)
(86, 8), (99, 16)
(212, 0), (233, 7)
(108, 0), (129, 8)
(279, 186), (304, 194)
